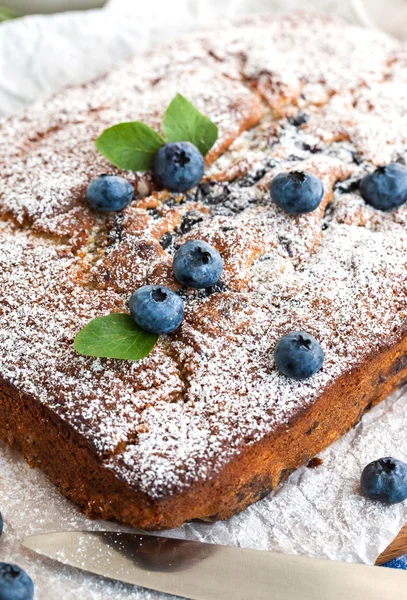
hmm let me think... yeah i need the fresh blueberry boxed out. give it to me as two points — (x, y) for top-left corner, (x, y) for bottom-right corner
(173, 240), (223, 289)
(129, 285), (184, 334)
(361, 457), (407, 504)
(154, 142), (204, 193)
(0, 563), (34, 600)
(381, 554), (407, 570)
(270, 171), (324, 214)
(274, 331), (324, 380)
(86, 174), (134, 212)
(360, 163), (407, 211)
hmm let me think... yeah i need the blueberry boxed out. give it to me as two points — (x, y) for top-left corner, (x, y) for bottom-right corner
(86, 174), (134, 212)
(360, 163), (407, 211)
(381, 554), (407, 570)
(173, 240), (223, 289)
(154, 142), (204, 193)
(361, 457), (407, 504)
(274, 331), (324, 380)
(270, 171), (324, 214)
(0, 512), (2, 537)
(0, 563), (34, 600)
(129, 285), (184, 334)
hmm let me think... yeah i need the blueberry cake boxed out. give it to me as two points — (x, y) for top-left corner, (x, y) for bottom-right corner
(1, 12), (407, 530)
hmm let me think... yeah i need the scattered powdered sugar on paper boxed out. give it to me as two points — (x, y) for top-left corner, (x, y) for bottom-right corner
(174, 387), (407, 565)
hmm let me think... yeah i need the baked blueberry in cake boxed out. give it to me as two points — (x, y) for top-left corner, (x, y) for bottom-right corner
(1, 12), (407, 530)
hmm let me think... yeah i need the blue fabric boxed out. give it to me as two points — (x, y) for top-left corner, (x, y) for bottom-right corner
(381, 555), (407, 570)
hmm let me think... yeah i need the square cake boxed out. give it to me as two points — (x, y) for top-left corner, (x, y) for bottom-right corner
(1, 12), (407, 529)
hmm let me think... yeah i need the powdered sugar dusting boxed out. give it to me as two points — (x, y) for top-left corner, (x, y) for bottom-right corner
(1, 12), (407, 503)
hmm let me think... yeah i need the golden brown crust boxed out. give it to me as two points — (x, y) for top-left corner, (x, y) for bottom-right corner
(1, 331), (407, 530)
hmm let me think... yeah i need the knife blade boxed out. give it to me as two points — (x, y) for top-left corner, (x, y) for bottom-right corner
(22, 531), (406, 600)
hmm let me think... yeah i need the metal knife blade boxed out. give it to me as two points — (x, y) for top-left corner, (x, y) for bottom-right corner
(22, 531), (407, 600)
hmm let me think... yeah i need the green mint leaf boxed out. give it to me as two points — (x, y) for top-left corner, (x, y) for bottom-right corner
(95, 122), (164, 171)
(74, 313), (158, 361)
(0, 5), (18, 21)
(162, 94), (218, 157)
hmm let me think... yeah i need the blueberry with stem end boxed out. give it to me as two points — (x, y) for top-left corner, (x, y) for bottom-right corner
(361, 457), (407, 504)
(154, 142), (204, 193)
(129, 285), (184, 334)
(274, 331), (324, 380)
(0, 563), (34, 600)
(360, 163), (407, 211)
(173, 240), (223, 289)
(270, 171), (324, 214)
(86, 174), (134, 212)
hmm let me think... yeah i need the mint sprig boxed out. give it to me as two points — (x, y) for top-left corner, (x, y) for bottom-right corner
(74, 313), (158, 361)
(82, 95), (219, 362)
(162, 94), (218, 157)
(95, 122), (164, 172)
(95, 94), (218, 172)
(0, 5), (18, 21)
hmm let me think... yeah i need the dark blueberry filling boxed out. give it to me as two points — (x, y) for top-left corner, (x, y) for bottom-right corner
(279, 237), (294, 257)
(288, 112), (309, 127)
(108, 214), (125, 245)
(321, 202), (335, 231)
(196, 182), (213, 197)
(334, 176), (360, 195)
(201, 280), (227, 297)
(351, 151), (364, 165)
(159, 231), (176, 252)
(239, 159), (279, 187)
(178, 210), (205, 235)
(302, 142), (323, 154)
(163, 194), (188, 207)
(196, 183), (231, 207)
(239, 167), (267, 187)
(175, 280), (227, 302)
(146, 207), (161, 219)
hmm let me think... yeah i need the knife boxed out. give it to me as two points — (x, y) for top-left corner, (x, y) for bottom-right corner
(22, 531), (406, 600)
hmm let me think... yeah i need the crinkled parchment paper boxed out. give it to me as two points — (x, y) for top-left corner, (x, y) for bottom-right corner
(1, 2), (407, 598)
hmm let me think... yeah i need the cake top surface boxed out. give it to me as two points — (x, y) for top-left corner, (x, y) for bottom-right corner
(1, 12), (407, 498)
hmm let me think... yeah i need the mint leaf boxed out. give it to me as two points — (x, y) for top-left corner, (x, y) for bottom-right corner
(0, 5), (18, 21)
(95, 122), (164, 171)
(74, 313), (158, 361)
(162, 94), (218, 157)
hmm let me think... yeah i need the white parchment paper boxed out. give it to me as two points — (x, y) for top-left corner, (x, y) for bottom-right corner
(1, 2), (407, 598)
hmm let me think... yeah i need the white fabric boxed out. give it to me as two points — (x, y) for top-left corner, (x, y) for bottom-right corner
(0, 0), (357, 117)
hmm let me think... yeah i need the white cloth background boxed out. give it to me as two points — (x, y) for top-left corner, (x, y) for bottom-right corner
(0, 0), (358, 117)
(1, 2), (407, 598)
